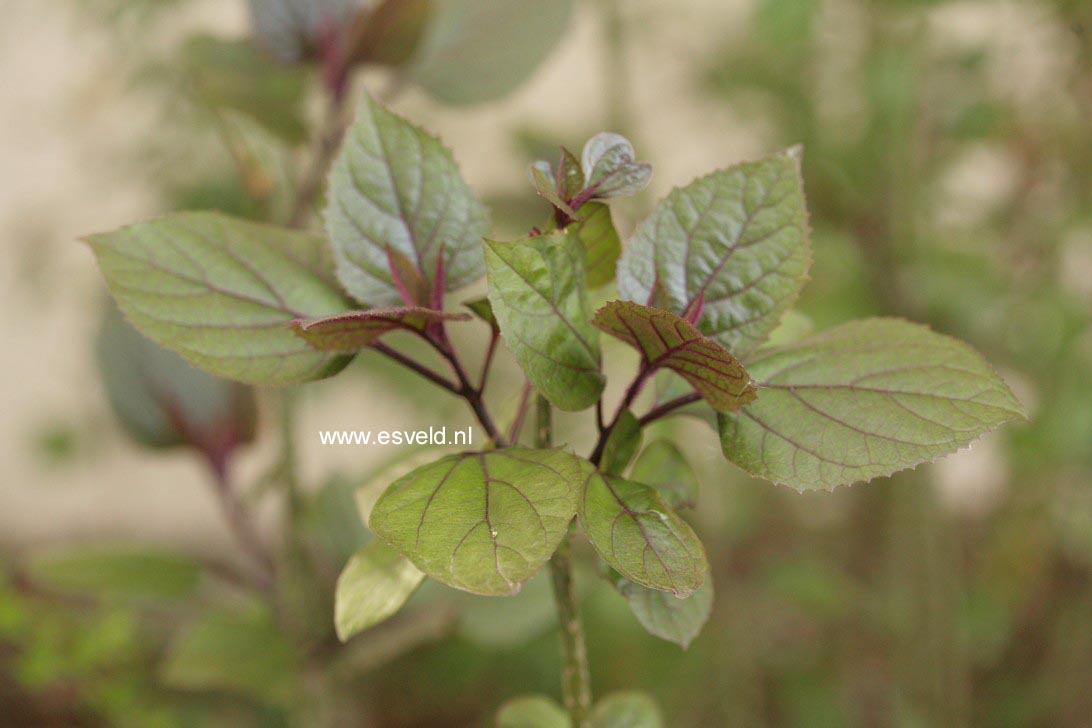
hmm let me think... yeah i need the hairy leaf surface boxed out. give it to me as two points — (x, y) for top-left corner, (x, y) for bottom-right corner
(484, 231), (604, 411)
(617, 148), (811, 356)
(592, 301), (757, 412)
(87, 212), (353, 385)
(370, 448), (583, 596)
(291, 308), (469, 351)
(334, 541), (425, 641)
(581, 473), (706, 597)
(718, 318), (1025, 490)
(326, 93), (489, 306)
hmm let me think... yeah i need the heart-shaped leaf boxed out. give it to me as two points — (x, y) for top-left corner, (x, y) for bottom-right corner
(326, 93), (489, 306)
(718, 318), (1026, 490)
(370, 448), (583, 596)
(580, 472), (706, 597)
(612, 569), (713, 649)
(291, 308), (470, 351)
(592, 300), (758, 413)
(617, 148), (811, 357)
(334, 540), (425, 641)
(580, 132), (652, 199)
(484, 231), (604, 411)
(87, 212), (353, 386)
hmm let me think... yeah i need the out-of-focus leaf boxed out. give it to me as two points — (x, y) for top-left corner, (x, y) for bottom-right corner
(571, 203), (621, 289)
(457, 571), (556, 647)
(29, 547), (201, 601)
(600, 410), (642, 475)
(409, 0), (574, 105)
(370, 448), (583, 596)
(718, 318), (1026, 490)
(497, 694), (569, 728)
(219, 110), (295, 221)
(629, 439), (699, 509)
(581, 133), (652, 199)
(347, 0), (432, 67)
(589, 691), (664, 728)
(291, 308), (469, 351)
(463, 296), (498, 330)
(335, 541), (425, 641)
(248, 0), (365, 64)
(613, 569), (713, 649)
(484, 231), (604, 411)
(326, 93), (490, 306)
(87, 212), (353, 386)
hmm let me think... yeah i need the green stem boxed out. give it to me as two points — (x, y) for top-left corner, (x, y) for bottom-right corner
(537, 394), (593, 726)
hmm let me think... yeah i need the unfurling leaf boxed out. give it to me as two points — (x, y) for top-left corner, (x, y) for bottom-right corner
(291, 308), (469, 351)
(369, 448), (583, 596)
(617, 148), (810, 357)
(87, 212), (353, 386)
(326, 93), (489, 306)
(580, 132), (652, 199)
(484, 232), (604, 411)
(334, 541), (425, 641)
(530, 163), (577, 218)
(497, 694), (570, 728)
(581, 472), (706, 597)
(613, 569), (713, 649)
(630, 439), (700, 509)
(718, 318), (1026, 491)
(592, 300), (758, 412)
(589, 691), (665, 728)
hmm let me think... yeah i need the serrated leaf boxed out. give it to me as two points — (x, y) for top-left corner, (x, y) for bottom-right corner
(572, 203), (621, 289)
(592, 301), (758, 412)
(409, 0), (574, 105)
(326, 93), (490, 306)
(617, 148), (811, 357)
(484, 232), (604, 411)
(581, 472), (706, 597)
(630, 439), (699, 509)
(600, 410), (642, 475)
(291, 308), (470, 351)
(29, 546), (202, 601)
(581, 132), (652, 199)
(718, 318), (1025, 490)
(497, 694), (570, 728)
(614, 569), (713, 649)
(335, 541), (425, 641)
(87, 212), (353, 386)
(589, 691), (664, 728)
(370, 448), (583, 596)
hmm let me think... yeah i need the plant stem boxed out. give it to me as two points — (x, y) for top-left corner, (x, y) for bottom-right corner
(589, 364), (653, 466)
(537, 394), (593, 726)
(208, 463), (275, 589)
(430, 331), (507, 447)
(371, 342), (459, 393)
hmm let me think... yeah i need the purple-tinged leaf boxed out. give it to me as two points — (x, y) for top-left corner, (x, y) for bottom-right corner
(291, 308), (470, 351)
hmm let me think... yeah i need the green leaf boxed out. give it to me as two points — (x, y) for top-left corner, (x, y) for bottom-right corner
(600, 410), (642, 475)
(581, 132), (652, 199)
(87, 212), (353, 386)
(617, 148), (811, 356)
(571, 203), (621, 289)
(497, 694), (570, 728)
(457, 571), (557, 647)
(29, 546), (202, 601)
(463, 296), (498, 330)
(556, 147), (585, 200)
(484, 232), (604, 411)
(335, 541), (426, 641)
(629, 439), (700, 509)
(325, 93), (490, 306)
(581, 472), (706, 597)
(530, 163), (577, 218)
(409, 0), (574, 105)
(96, 300), (256, 453)
(370, 448), (583, 596)
(291, 308), (470, 351)
(589, 691), (664, 728)
(718, 318), (1026, 491)
(592, 300), (758, 412)
(613, 569), (713, 649)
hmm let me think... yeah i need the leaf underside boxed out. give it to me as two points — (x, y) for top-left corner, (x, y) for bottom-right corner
(593, 300), (758, 412)
(369, 448), (583, 596)
(581, 472), (706, 597)
(291, 308), (469, 352)
(334, 541), (425, 642)
(719, 318), (1026, 491)
(617, 148), (811, 357)
(87, 211), (353, 385)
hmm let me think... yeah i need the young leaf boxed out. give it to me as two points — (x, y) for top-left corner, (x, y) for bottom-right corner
(592, 300), (758, 412)
(325, 93), (489, 306)
(718, 318), (1026, 491)
(581, 472), (706, 597)
(613, 569), (713, 649)
(580, 132), (652, 199)
(617, 148), (811, 357)
(600, 410), (642, 475)
(496, 694), (570, 728)
(463, 296), (498, 330)
(556, 147), (585, 200)
(86, 212), (353, 386)
(291, 308), (470, 352)
(484, 232), (605, 411)
(571, 203), (622, 289)
(630, 439), (700, 509)
(369, 448), (583, 596)
(334, 541), (425, 642)
(530, 163), (578, 218)
(409, 0), (574, 105)
(589, 691), (665, 728)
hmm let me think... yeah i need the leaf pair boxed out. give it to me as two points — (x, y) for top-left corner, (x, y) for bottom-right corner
(498, 691), (664, 728)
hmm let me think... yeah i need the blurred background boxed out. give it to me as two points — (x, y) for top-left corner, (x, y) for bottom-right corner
(1, 0), (1090, 725)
